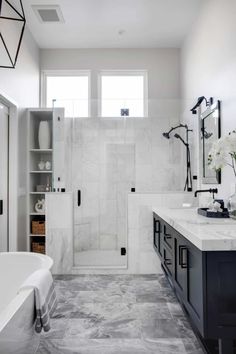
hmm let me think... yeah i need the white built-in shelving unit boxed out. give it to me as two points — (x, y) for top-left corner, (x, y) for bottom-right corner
(27, 107), (65, 253)
(27, 109), (54, 253)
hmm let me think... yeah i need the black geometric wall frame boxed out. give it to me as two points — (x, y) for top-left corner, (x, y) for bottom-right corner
(0, 0), (26, 68)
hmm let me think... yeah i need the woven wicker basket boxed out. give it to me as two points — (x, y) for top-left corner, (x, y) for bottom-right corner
(32, 241), (45, 254)
(32, 220), (45, 235)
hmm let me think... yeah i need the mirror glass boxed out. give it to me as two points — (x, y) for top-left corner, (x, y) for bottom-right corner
(201, 101), (221, 184)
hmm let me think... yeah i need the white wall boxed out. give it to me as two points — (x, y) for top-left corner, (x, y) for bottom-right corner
(40, 48), (180, 100)
(0, 28), (40, 250)
(181, 0), (236, 200)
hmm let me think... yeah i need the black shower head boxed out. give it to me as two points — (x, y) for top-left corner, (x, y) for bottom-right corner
(197, 96), (206, 106)
(162, 132), (170, 139)
(204, 131), (213, 139)
(174, 133), (188, 146)
(201, 128), (213, 140)
(190, 96), (213, 114)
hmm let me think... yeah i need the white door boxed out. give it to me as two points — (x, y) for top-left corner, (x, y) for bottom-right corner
(0, 103), (9, 252)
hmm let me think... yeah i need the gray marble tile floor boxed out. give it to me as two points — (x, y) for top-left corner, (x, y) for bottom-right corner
(36, 275), (205, 354)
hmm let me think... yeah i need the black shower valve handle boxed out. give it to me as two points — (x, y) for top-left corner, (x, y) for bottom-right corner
(77, 190), (81, 207)
(0, 200), (3, 215)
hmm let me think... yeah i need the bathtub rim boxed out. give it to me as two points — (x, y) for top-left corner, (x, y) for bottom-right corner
(0, 252), (53, 270)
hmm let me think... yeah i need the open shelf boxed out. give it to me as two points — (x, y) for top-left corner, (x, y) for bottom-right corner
(30, 149), (53, 153)
(29, 234), (45, 237)
(30, 171), (53, 174)
(30, 212), (45, 216)
(30, 192), (46, 195)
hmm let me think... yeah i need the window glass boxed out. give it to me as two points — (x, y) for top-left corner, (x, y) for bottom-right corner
(46, 76), (89, 117)
(101, 74), (146, 117)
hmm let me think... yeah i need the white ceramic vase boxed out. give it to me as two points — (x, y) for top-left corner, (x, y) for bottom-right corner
(38, 121), (50, 149)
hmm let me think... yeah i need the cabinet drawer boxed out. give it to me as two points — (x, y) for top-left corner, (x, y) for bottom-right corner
(163, 246), (173, 276)
(163, 224), (174, 251)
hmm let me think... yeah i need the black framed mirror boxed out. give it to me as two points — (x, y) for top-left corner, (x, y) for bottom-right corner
(201, 100), (221, 184)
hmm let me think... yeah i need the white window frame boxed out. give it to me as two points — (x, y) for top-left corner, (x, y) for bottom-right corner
(41, 70), (91, 117)
(98, 70), (148, 118)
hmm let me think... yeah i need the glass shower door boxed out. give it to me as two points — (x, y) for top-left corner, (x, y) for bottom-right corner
(71, 117), (135, 268)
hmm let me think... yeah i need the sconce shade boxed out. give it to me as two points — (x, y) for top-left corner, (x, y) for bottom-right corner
(0, 0), (26, 68)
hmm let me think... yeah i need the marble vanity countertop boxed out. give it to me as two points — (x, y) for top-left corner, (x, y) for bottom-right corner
(153, 207), (236, 251)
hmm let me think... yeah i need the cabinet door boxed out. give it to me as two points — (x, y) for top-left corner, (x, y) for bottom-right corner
(187, 242), (203, 321)
(174, 231), (204, 335)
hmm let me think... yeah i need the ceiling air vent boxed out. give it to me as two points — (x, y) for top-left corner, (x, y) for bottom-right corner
(32, 5), (64, 23)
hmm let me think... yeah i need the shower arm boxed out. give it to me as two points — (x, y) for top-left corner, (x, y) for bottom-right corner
(166, 124), (188, 136)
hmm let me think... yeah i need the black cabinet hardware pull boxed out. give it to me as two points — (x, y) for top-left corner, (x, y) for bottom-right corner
(164, 235), (172, 240)
(154, 219), (161, 233)
(77, 190), (81, 207)
(179, 246), (188, 269)
(0, 200), (3, 215)
(164, 225), (171, 237)
(164, 259), (172, 266)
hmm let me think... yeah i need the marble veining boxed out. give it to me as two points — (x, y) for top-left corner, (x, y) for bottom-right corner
(153, 207), (236, 251)
(36, 274), (204, 354)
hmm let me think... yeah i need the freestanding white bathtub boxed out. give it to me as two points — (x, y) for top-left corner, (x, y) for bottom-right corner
(0, 252), (53, 354)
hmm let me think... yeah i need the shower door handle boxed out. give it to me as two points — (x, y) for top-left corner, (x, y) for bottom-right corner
(77, 190), (81, 207)
(0, 200), (3, 215)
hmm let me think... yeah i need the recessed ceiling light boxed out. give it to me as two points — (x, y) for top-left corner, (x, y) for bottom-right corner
(32, 5), (64, 23)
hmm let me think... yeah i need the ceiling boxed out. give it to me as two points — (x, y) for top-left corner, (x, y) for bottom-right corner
(22, 0), (204, 49)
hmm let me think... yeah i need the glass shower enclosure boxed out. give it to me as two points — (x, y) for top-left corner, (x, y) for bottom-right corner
(65, 116), (135, 268)
(55, 98), (181, 269)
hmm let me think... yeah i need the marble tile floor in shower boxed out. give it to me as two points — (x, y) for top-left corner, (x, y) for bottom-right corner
(37, 274), (204, 354)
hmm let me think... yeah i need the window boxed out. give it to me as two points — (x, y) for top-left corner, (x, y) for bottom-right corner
(100, 71), (147, 117)
(43, 71), (90, 117)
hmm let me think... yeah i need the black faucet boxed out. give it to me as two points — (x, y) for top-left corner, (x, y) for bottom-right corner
(194, 188), (218, 199)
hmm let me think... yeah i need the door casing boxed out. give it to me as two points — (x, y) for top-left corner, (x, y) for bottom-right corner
(0, 92), (18, 251)
(0, 104), (9, 251)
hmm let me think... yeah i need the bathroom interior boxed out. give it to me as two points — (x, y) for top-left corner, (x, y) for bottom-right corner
(1, 0), (236, 353)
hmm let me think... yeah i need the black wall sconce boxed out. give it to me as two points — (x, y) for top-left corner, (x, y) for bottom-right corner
(190, 96), (213, 114)
(163, 124), (193, 192)
(0, 0), (26, 68)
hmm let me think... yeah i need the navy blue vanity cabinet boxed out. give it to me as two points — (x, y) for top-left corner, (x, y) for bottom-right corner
(153, 212), (236, 354)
